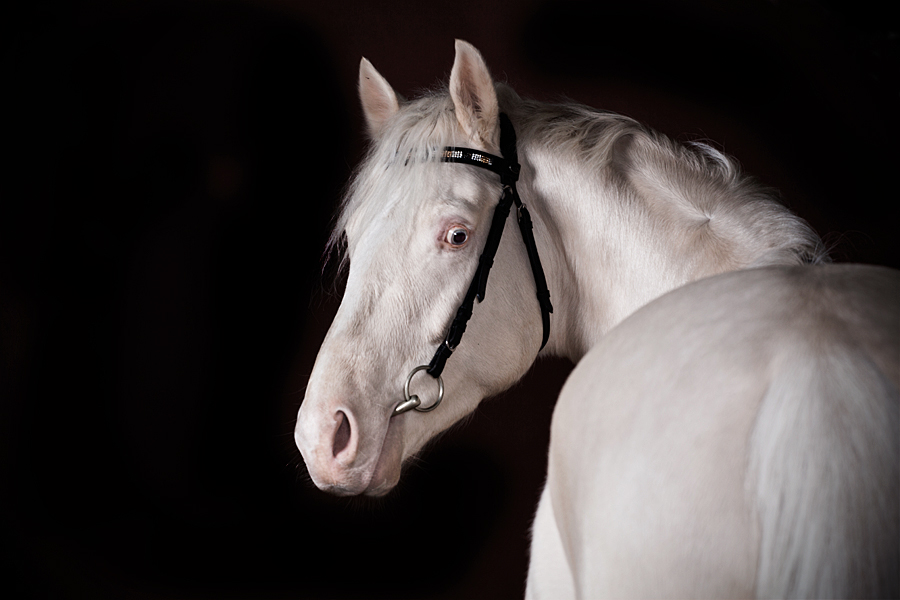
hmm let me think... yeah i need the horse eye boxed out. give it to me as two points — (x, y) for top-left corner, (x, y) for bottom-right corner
(446, 227), (469, 246)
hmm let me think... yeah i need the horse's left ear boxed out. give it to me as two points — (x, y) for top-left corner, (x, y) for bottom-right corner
(449, 40), (500, 151)
(359, 57), (402, 139)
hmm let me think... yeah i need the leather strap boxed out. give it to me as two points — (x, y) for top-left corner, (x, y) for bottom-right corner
(426, 113), (553, 378)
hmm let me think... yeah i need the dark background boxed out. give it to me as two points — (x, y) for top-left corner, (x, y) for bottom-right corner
(2, 1), (897, 598)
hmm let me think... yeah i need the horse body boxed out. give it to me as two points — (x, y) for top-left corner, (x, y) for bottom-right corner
(531, 265), (899, 598)
(295, 40), (899, 597)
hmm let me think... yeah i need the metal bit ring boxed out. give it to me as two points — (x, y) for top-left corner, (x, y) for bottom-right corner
(393, 365), (444, 416)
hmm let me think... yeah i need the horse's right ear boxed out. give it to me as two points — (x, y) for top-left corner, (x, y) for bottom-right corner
(449, 40), (499, 151)
(359, 58), (401, 139)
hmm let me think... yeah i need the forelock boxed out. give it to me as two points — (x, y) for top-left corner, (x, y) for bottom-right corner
(326, 89), (462, 272)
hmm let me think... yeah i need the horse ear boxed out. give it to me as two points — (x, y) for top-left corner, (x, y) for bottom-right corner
(450, 40), (500, 151)
(359, 57), (401, 138)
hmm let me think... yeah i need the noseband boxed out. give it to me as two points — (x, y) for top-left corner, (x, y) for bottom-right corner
(393, 113), (553, 416)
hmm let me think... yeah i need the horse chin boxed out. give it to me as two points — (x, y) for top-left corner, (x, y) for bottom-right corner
(363, 472), (399, 497)
(311, 457), (397, 497)
(363, 419), (404, 496)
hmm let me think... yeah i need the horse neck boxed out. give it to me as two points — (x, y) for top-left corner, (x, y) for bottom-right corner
(510, 102), (823, 362)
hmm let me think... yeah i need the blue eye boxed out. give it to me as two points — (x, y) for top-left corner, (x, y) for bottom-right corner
(447, 227), (469, 246)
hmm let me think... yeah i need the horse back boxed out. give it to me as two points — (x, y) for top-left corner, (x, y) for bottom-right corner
(546, 264), (899, 598)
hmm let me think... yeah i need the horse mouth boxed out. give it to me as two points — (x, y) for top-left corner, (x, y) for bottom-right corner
(362, 417), (403, 496)
(310, 456), (396, 497)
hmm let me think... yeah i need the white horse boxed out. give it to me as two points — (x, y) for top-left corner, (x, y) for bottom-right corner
(295, 40), (899, 598)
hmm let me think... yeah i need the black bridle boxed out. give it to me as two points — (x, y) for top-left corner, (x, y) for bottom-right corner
(393, 113), (553, 416)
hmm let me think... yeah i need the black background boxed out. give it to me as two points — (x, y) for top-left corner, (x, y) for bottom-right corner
(2, 1), (897, 598)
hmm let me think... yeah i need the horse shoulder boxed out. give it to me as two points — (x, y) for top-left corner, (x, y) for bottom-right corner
(543, 264), (899, 598)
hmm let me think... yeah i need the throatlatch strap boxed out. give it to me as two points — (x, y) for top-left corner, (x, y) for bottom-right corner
(426, 113), (553, 379)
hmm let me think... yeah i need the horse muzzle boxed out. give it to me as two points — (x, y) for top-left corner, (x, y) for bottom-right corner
(295, 398), (400, 496)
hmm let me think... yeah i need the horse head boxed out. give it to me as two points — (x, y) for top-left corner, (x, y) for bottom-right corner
(295, 41), (544, 496)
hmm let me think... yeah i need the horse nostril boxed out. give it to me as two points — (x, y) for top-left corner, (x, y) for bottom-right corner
(332, 410), (352, 457)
